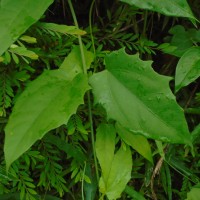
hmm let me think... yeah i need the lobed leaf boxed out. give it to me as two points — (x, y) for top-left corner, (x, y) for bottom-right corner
(4, 69), (89, 170)
(167, 25), (194, 57)
(89, 48), (192, 145)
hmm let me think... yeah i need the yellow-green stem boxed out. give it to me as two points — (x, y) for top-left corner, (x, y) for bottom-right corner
(68, 0), (100, 184)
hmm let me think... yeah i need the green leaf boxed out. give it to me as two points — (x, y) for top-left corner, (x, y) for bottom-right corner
(96, 124), (116, 182)
(0, 0), (53, 56)
(96, 124), (132, 200)
(38, 22), (86, 35)
(20, 35), (37, 44)
(89, 48), (191, 145)
(9, 46), (38, 60)
(4, 69), (89, 170)
(167, 25), (194, 57)
(116, 123), (153, 163)
(60, 45), (94, 78)
(84, 163), (98, 200)
(120, 0), (197, 22)
(44, 134), (87, 163)
(175, 47), (200, 92)
(0, 56), (4, 62)
(186, 187), (200, 200)
(124, 185), (146, 200)
(191, 123), (200, 144)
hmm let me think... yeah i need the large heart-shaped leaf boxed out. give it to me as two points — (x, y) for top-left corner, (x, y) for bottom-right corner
(120, 0), (196, 22)
(89, 49), (191, 145)
(96, 124), (132, 200)
(4, 69), (89, 169)
(175, 47), (200, 92)
(0, 0), (53, 55)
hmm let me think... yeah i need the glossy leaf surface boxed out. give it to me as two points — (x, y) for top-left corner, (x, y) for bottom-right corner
(0, 0), (53, 56)
(90, 49), (191, 145)
(4, 70), (89, 169)
(120, 0), (196, 21)
(96, 124), (132, 200)
(175, 47), (200, 92)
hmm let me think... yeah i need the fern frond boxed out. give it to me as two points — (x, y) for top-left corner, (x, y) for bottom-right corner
(0, 68), (14, 116)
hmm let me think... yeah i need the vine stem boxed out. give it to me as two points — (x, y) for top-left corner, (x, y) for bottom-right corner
(68, 0), (100, 183)
(142, 10), (148, 36)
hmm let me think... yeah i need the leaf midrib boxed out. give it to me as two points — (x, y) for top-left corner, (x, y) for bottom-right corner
(107, 70), (177, 135)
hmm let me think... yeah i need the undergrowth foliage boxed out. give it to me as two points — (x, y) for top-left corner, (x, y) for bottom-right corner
(0, 0), (200, 199)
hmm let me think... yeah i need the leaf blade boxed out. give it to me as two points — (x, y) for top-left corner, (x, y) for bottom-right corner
(96, 124), (132, 200)
(120, 0), (196, 22)
(96, 124), (116, 182)
(116, 123), (153, 163)
(38, 22), (86, 35)
(103, 146), (132, 200)
(0, 0), (53, 55)
(175, 47), (200, 92)
(4, 70), (89, 169)
(89, 49), (191, 145)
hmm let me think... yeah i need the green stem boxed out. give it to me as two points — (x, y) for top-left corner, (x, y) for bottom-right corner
(89, 0), (96, 61)
(68, 0), (99, 183)
(68, 0), (87, 74)
(81, 162), (86, 200)
(142, 10), (148, 36)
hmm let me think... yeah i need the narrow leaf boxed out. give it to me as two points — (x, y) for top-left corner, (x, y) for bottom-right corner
(4, 70), (89, 169)
(89, 48), (191, 145)
(9, 46), (38, 60)
(99, 146), (132, 200)
(96, 124), (116, 182)
(38, 22), (86, 35)
(0, 0), (53, 55)
(124, 185), (146, 200)
(96, 124), (132, 200)
(175, 47), (200, 92)
(20, 35), (37, 44)
(116, 123), (153, 163)
(120, 0), (197, 22)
